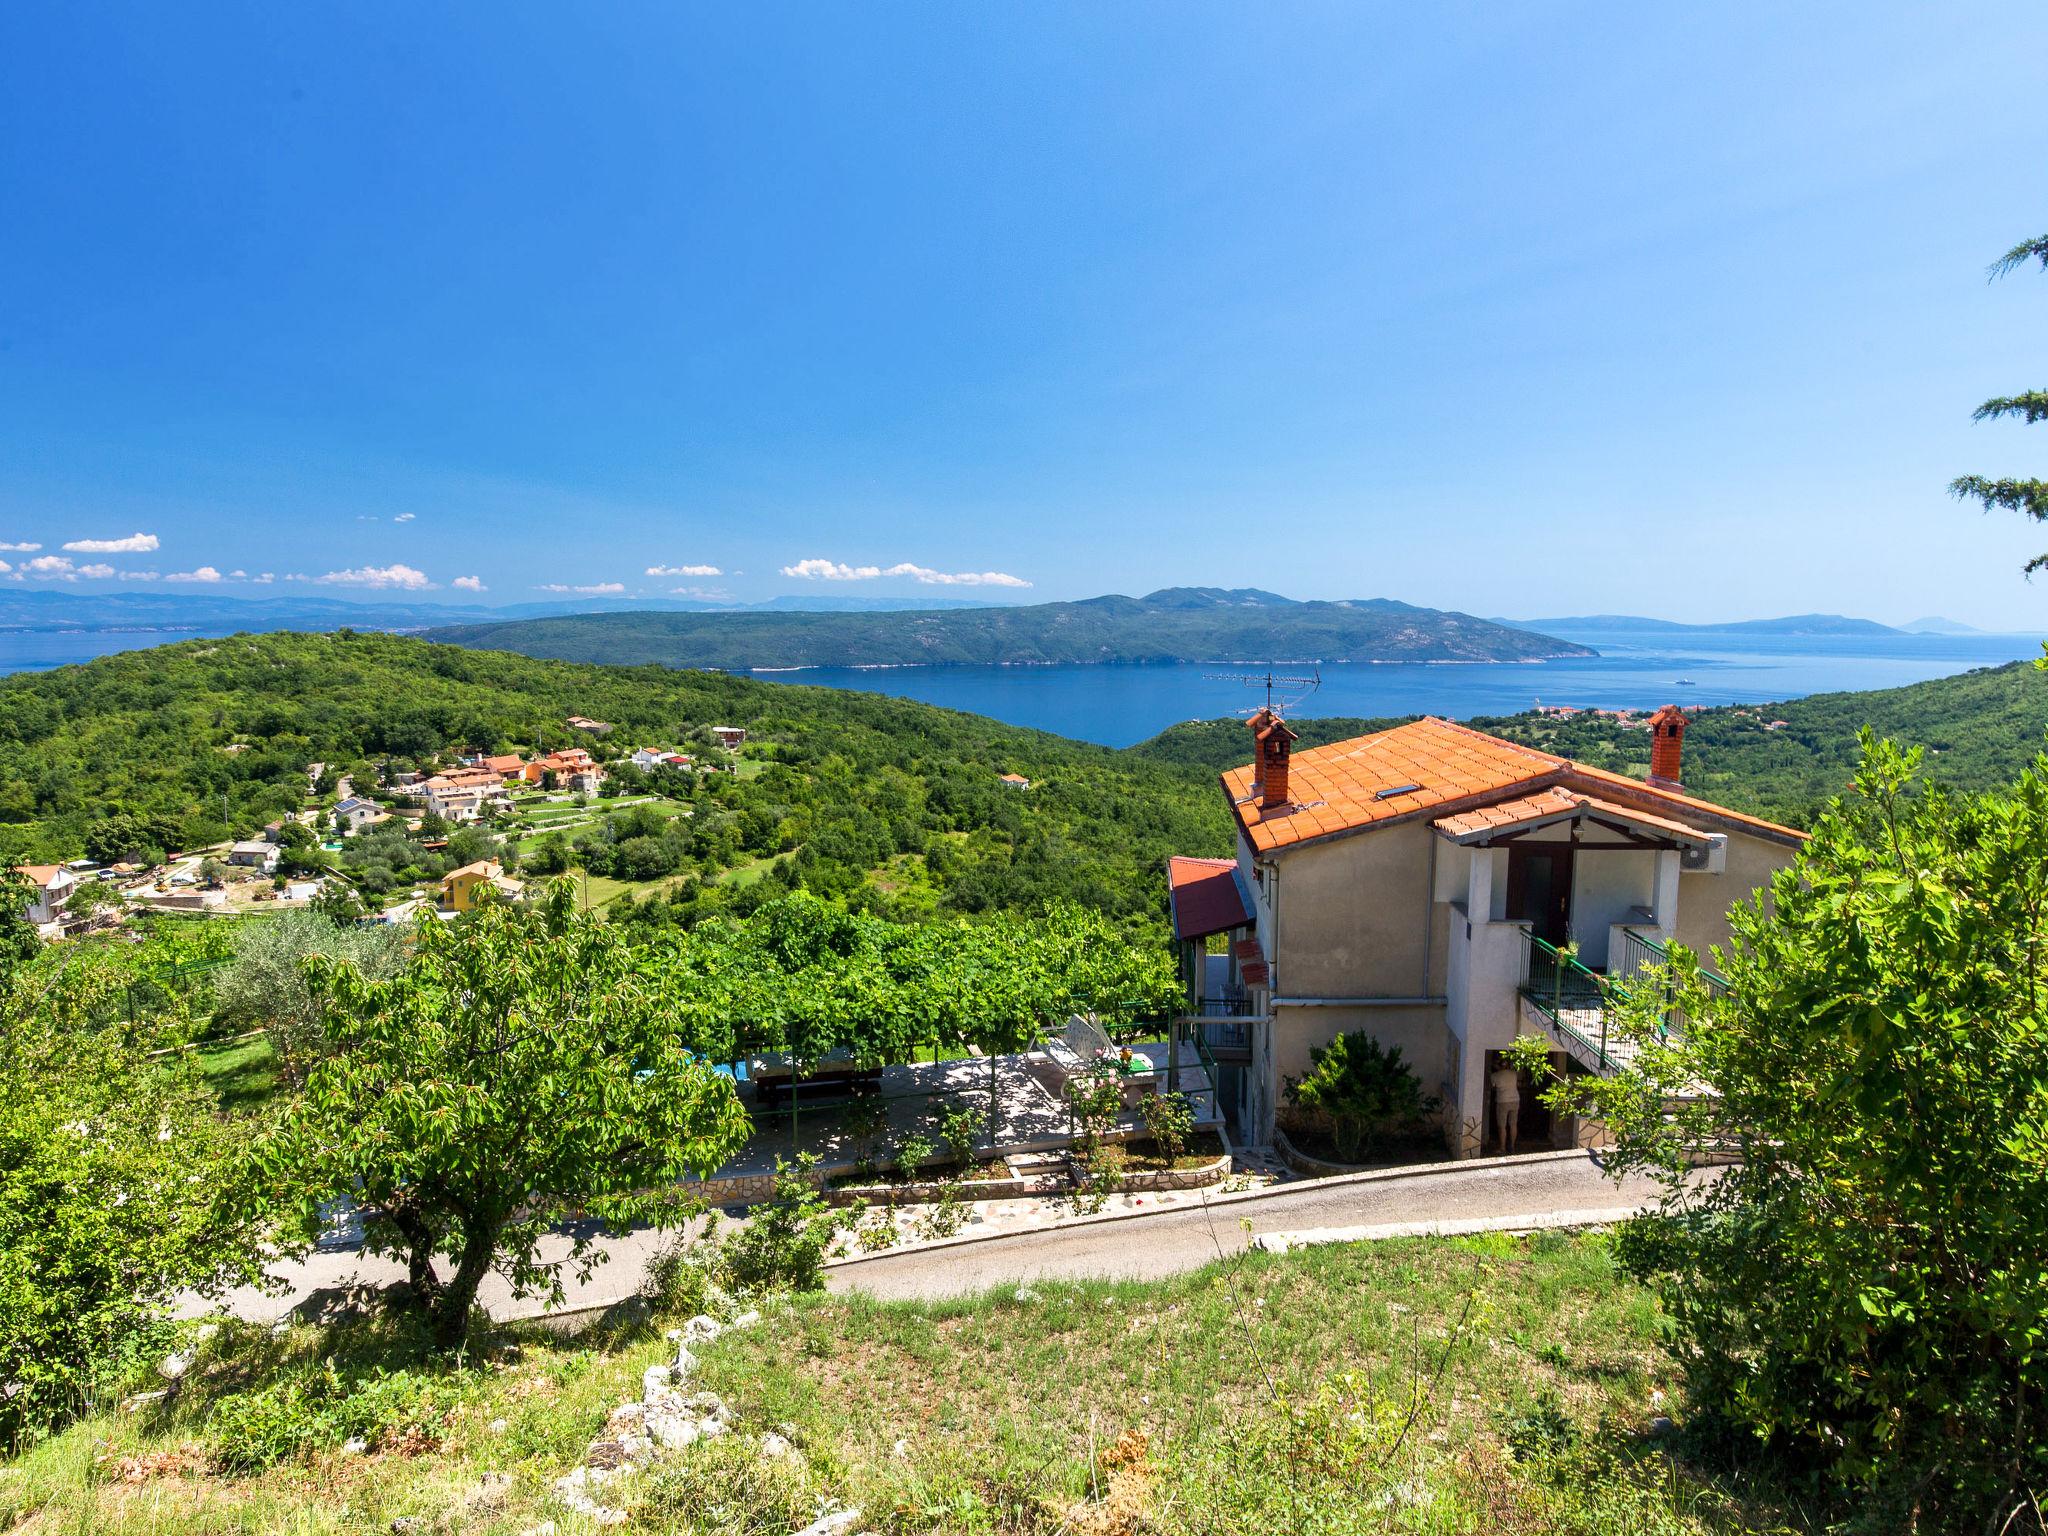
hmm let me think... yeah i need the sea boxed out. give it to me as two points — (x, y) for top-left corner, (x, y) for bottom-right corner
(2, 624), (2041, 749)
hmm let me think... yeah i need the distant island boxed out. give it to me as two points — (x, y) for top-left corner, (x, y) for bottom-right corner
(424, 588), (1597, 669)
(1506, 612), (1908, 637)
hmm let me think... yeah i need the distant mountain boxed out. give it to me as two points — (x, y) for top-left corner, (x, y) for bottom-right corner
(425, 589), (1596, 670)
(1508, 613), (1906, 637)
(0, 589), (1001, 634)
(1900, 616), (1981, 635)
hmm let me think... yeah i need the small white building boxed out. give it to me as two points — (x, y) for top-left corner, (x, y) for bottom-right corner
(333, 796), (382, 834)
(227, 841), (280, 873)
(16, 864), (79, 934)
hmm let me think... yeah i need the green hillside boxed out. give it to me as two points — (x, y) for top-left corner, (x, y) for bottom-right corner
(1133, 660), (2048, 828)
(424, 587), (1594, 669)
(0, 631), (1230, 930)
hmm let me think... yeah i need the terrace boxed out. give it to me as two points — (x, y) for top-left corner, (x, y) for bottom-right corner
(684, 1017), (1227, 1202)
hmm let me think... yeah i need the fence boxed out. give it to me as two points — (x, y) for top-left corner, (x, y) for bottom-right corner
(1518, 928), (1730, 1074)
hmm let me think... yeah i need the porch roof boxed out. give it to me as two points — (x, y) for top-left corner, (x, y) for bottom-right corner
(1167, 855), (1254, 943)
(1431, 787), (1711, 848)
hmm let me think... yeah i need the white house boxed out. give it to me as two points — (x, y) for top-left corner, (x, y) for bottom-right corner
(333, 796), (382, 833)
(1169, 708), (1805, 1156)
(227, 841), (280, 873)
(15, 863), (79, 935)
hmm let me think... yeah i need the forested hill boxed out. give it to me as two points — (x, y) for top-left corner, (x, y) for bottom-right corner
(0, 631), (1232, 928)
(1133, 660), (2048, 828)
(423, 588), (1594, 669)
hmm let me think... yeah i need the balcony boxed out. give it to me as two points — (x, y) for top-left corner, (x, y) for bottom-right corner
(1517, 927), (1726, 1075)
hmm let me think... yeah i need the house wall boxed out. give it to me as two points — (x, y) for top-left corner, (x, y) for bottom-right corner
(1672, 829), (1793, 963)
(1263, 822), (1448, 1000)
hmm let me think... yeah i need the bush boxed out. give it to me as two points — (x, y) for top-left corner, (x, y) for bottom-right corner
(1139, 1091), (1196, 1163)
(1575, 737), (2048, 1528)
(209, 1361), (476, 1471)
(1284, 1033), (1433, 1162)
(938, 1102), (981, 1169)
(717, 1156), (846, 1296)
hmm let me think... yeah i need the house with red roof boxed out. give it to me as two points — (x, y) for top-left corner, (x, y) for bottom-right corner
(1169, 706), (1805, 1157)
(13, 862), (78, 935)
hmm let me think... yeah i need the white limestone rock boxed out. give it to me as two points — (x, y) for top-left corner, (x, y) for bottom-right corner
(790, 1508), (862, 1536)
(641, 1363), (673, 1401)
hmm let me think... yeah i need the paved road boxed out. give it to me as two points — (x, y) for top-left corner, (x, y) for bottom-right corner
(195, 1152), (1678, 1324)
(828, 1152), (1678, 1301)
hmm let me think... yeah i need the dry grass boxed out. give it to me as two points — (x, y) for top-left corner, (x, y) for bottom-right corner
(1, 1233), (1818, 1535)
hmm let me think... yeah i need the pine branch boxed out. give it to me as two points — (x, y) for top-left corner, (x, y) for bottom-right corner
(1949, 475), (2048, 519)
(1989, 234), (2048, 280)
(1974, 392), (2048, 426)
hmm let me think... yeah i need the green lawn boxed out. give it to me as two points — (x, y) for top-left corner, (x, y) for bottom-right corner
(191, 1034), (279, 1115)
(0, 1233), (1820, 1535)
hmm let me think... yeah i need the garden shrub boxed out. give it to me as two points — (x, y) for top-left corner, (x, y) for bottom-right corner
(717, 1156), (846, 1296)
(1283, 1033), (1433, 1162)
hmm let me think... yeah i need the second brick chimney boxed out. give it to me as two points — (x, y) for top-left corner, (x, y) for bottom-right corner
(1249, 707), (1298, 809)
(1647, 704), (1687, 790)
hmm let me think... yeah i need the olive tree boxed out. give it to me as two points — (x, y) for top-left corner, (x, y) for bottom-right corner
(1568, 735), (2048, 1527)
(214, 908), (404, 1077)
(248, 882), (751, 1353)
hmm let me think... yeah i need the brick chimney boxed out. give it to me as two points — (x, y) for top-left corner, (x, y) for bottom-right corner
(1249, 707), (1298, 809)
(1647, 704), (1687, 790)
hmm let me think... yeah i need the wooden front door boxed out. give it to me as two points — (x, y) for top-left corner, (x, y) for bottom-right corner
(1506, 844), (1574, 946)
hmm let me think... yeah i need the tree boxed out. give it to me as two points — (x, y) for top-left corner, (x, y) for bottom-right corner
(214, 909), (404, 1076)
(1568, 736), (2048, 1527)
(0, 924), (257, 1448)
(1283, 1032), (1431, 1162)
(1951, 232), (2048, 573)
(247, 883), (752, 1352)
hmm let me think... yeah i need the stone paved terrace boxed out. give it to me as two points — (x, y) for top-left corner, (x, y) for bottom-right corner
(690, 1039), (1220, 1200)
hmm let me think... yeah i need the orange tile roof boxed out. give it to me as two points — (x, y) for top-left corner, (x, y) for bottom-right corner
(1431, 787), (1712, 845)
(1224, 716), (1803, 855)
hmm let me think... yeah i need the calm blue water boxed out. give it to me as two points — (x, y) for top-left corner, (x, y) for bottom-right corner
(3, 624), (2040, 749)
(749, 629), (2048, 747)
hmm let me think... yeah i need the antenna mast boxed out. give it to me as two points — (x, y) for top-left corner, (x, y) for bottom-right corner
(1202, 666), (1322, 719)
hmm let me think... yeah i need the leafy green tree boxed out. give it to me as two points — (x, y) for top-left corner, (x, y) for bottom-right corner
(247, 883), (752, 1352)
(214, 909), (405, 1077)
(1951, 232), (2048, 573)
(1283, 1032), (1431, 1162)
(1570, 736), (2048, 1526)
(0, 929), (257, 1448)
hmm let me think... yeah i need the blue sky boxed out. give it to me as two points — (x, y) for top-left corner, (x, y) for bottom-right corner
(2, 3), (2044, 625)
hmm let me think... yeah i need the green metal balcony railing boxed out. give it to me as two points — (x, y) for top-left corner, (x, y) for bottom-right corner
(1518, 927), (1728, 1074)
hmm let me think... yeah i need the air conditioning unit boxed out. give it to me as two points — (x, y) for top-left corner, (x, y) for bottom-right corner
(1680, 832), (1727, 875)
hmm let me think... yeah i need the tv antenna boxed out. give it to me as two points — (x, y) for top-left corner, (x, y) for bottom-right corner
(1203, 667), (1322, 719)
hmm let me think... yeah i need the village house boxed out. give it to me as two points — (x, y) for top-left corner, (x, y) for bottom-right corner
(1168, 707), (1804, 1157)
(332, 796), (382, 834)
(515, 747), (605, 792)
(566, 715), (613, 736)
(15, 864), (79, 935)
(227, 840), (279, 873)
(711, 725), (746, 749)
(439, 859), (525, 913)
(480, 752), (525, 779)
(997, 772), (1031, 789)
(421, 767), (511, 823)
(631, 747), (693, 772)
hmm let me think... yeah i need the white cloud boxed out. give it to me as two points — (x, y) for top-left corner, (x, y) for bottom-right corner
(120, 570), (161, 582)
(0, 542), (40, 552)
(62, 532), (159, 554)
(537, 581), (626, 595)
(451, 575), (487, 592)
(253, 573), (275, 584)
(646, 563), (722, 577)
(23, 555), (77, 580)
(780, 557), (1029, 588)
(394, 512), (416, 523)
(0, 560), (10, 574)
(229, 569), (247, 579)
(165, 566), (223, 583)
(315, 563), (435, 590)
(77, 563), (116, 579)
